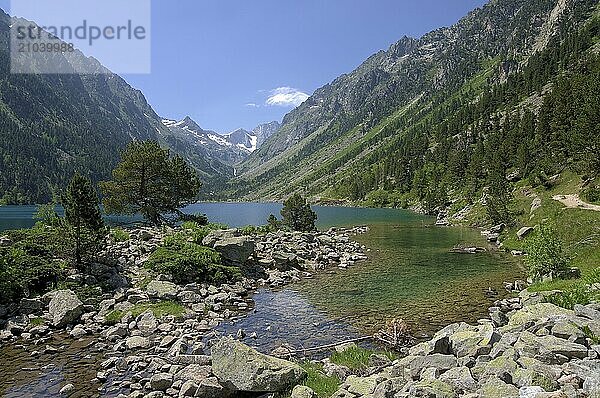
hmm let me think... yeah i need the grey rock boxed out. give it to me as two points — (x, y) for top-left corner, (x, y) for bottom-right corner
(211, 336), (306, 392)
(150, 373), (173, 391)
(397, 354), (458, 380)
(126, 336), (151, 350)
(48, 290), (84, 328)
(517, 227), (534, 240)
(213, 237), (255, 265)
(137, 311), (158, 336)
(291, 385), (317, 398)
(69, 325), (87, 339)
(178, 381), (198, 397)
(439, 366), (477, 393)
(174, 364), (212, 384)
(59, 383), (75, 396)
(147, 281), (178, 299)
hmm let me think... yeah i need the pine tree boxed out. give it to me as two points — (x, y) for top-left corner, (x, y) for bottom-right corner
(281, 194), (317, 232)
(100, 141), (201, 225)
(62, 172), (105, 266)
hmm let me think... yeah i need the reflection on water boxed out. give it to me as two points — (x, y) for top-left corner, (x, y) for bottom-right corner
(0, 203), (422, 231)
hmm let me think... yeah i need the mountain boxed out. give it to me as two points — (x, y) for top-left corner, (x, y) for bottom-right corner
(0, 9), (250, 204)
(161, 117), (281, 166)
(252, 121), (281, 148)
(230, 0), (600, 204)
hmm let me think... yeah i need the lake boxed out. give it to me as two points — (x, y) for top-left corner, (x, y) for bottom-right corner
(0, 203), (418, 232)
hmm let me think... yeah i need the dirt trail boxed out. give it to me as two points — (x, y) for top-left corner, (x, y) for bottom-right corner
(552, 194), (600, 212)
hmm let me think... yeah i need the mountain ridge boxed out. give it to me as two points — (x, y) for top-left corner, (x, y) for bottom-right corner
(226, 0), (598, 202)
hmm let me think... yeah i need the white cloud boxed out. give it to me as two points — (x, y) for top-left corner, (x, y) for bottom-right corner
(245, 103), (260, 108)
(265, 87), (309, 107)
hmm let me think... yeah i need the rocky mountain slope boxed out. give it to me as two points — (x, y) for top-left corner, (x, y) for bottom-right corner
(229, 0), (600, 202)
(161, 117), (280, 168)
(0, 9), (279, 204)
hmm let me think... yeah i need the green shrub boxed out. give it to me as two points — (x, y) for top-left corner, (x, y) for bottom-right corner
(0, 230), (65, 303)
(30, 317), (45, 327)
(240, 225), (273, 236)
(168, 222), (229, 245)
(110, 227), (131, 242)
(525, 224), (570, 281)
(146, 242), (240, 285)
(582, 184), (600, 204)
(545, 285), (592, 310)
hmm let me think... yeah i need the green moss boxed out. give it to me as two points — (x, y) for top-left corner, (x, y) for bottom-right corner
(105, 301), (186, 324)
(30, 317), (45, 327)
(130, 301), (186, 319)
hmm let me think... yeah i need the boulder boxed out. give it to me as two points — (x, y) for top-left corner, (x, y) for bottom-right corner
(147, 280), (178, 299)
(477, 377), (519, 398)
(137, 311), (158, 336)
(291, 385), (317, 398)
(517, 227), (534, 240)
(439, 366), (477, 393)
(396, 354), (458, 380)
(449, 323), (499, 357)
(175, 364), (213, 383)
(213, 237), (255, 265)
(48, 290), (84, 328)
(272, 252), (300, 271)
(343, 375), (382, 396)
(407, 378), (456, 398)
(507, 303), (574, 328)
(514, 331), (588, 363)
(126, 336), (151, 350)
(211, 337), (306, 392)
(150, 373), (174, 391)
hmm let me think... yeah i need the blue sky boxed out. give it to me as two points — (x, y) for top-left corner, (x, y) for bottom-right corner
(3, 0), (487, 132)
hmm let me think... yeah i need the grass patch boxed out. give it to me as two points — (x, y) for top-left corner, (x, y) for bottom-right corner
(105, 310), (124, 325)
(104, 301), (186, 324)
(301, 362), (341, 397)
(330, 346), (396, 371)
(29, 317), (45, 327)
(130, 301), (186, 319)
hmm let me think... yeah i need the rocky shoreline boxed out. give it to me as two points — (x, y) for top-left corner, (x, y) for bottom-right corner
(0, 226), (370, 397)
(320, 293), (600, 398)
(1, 224), (598, 398)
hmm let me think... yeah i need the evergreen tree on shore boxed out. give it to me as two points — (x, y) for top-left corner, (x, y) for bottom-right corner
(281, 194), (317, 232)
(100, 141), (201, 225)
(62, 172), (105, 266)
